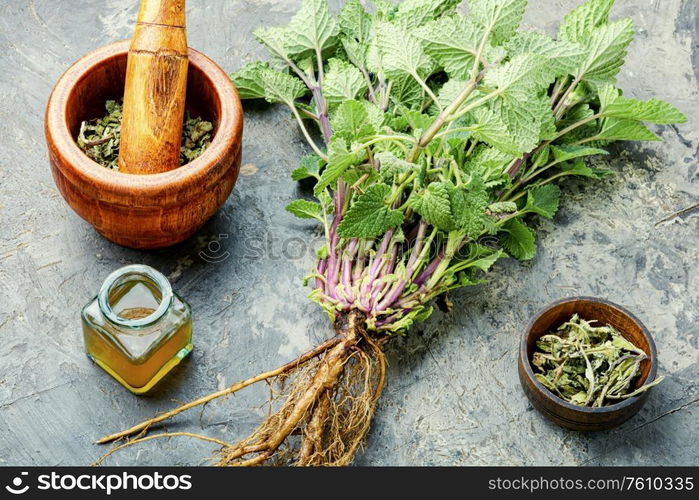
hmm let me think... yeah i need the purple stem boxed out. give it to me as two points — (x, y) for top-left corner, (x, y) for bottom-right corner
(414, 249), (446, 287)
(316, 258), (327, 290)
(340, 239), (359, 302)
(368, 229), (394, 278)
(406, 220), (427, 276)
(310, 86), (332, 143)
(376, 308), (412, 328)
(376, 279), (407, 312)
(325, 187), (346, 298)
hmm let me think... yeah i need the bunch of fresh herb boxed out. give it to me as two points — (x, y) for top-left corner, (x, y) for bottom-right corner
(100, 0), (685, 466)
(76, 101), (213, 169)
(533, 314), (663, 407)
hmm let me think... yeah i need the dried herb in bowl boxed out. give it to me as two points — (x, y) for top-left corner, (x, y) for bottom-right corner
(532, 314), (663, 407)
(76, 100), (213, 170)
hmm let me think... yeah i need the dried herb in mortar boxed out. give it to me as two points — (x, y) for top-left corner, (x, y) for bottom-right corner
(76, 100), (213, 170)
(533, 314), (663, 407)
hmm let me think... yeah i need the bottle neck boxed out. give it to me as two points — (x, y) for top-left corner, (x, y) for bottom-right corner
(98, 264), (173, 328)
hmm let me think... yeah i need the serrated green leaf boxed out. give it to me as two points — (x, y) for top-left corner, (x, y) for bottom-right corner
(375, 151), (417, 182)
(323, 59), (369, 108)
(285, 0), (338, 58)
(506, 32), (585, 77)
(469, 0), (527, 45)
(488, 201), (518, 213)
(390, 73), (426, 110)
(230, 62), (269, 100)
(259, 68), (308, 105)
(525, 185), (561, 219)
(254, 26), (293, 61)
(339, 0), (372, 42)
(467, 249), (505, 272)
(415, 16), (484, 79)
(596, 118), (660, 142)
(394, 0), (462, 29)
(550, 144), (608, 166)
(338, 184), (403, 238)
(331, 100), (383, 140)
(450, 182), (490, 237)
(314, 138), (364, 195)
(500, 218), (536, 260)
(469, 107), (522, 156)
(559, 0), (614, 43)
(291, 154), (322, 181)
(374, 21), (433, 77)
(600, 91), (687, 124)
(575, 19), (635, 88)
(410, 182), (455, 231)
(286, 199), (323, 220)
(559, 159), (613, 178)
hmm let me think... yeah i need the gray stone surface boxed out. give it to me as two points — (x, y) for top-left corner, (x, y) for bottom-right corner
(0, 0), (697, 466)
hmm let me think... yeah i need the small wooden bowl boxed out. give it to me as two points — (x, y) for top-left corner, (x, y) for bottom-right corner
(45, 40), (243, 249)
(519, 297), (658, 431)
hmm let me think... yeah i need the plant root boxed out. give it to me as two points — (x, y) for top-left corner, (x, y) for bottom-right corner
(97, 310), (387, 466)
(97, 336), (342, 445)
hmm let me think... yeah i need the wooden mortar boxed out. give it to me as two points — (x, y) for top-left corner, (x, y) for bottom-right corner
(45, 41), (243, 249)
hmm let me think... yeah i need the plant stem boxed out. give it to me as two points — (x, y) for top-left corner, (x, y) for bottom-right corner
(408, 78), (481, 162)
(290, 105), (328, 161)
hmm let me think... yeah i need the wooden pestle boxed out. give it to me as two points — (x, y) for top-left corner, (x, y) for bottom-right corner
(118, 0), (188, 174)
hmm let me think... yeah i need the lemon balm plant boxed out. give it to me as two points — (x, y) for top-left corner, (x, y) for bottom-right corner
(100, 0), (685, 466)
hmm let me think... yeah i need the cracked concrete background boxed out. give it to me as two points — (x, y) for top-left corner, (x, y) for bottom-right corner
(0, 0), (697, 466)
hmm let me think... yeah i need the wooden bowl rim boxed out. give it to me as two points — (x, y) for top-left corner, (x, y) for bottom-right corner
(45, 40), (242, 197)
(520, 296), (658, 415)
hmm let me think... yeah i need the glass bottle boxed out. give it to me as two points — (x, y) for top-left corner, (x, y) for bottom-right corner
(82, 264), (192, 394)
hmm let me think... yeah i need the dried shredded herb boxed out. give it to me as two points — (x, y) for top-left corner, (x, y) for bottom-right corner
(532, 314), (663, 407)
(76, 100), (213, 170)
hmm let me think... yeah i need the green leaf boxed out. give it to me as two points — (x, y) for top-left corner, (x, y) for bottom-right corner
(323, 59), (369, 108)
(575, 19), (635, 88)
(468, 249), (505, 272)
(286, 199), (323, 220)
(468, 107), (522, 156)
(291, 154), (322, 181)
(599, 89), (687, 124)
(505, 32), (585, 77)
(550, 145), (608, 166)
(415, 16), (484, 79)
(450, 182), (490, 238)
(285, 0), (338, 58)
(500, 218), (536, 260)
(374, 21), (433, 77)
(375, 151), (417, 182)
(488, 201), (518, 214)
(338, 184), (403, 238)
(390, 73), (425, 110)
(525, 185), (561, 219)
(484, 53), (554, 99)
(259, 68), (308, 105)
(559, 159), (613, 179)
(314, 138), (364, 195)
(230, 62), (269, 99)
(254, 26), (293, 61)
(410, 182), (455, 231)
(338, 0), (372, 42)
(331, 100), (383, 140)
(596, 118), (660, 142)
(469, 0), (527, 45)
(559, 0), (614, 43)
(394, 0), (462, 29)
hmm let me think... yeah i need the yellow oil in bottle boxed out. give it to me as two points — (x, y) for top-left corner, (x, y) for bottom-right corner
(82, 265), (192, 394)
